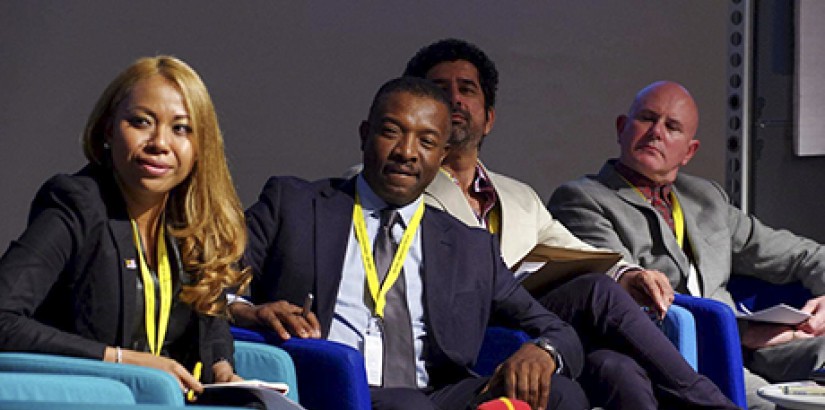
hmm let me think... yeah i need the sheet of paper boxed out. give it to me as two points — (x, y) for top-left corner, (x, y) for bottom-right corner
(736, 303), (811, 325)
(204, 379), (289, 394)
(514, 261), (546, 282)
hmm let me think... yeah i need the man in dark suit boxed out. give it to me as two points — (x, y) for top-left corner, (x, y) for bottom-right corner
(230, 77), (588, 410)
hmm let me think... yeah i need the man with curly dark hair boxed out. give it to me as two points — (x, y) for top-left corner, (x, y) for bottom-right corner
(404, 38), (498, 150)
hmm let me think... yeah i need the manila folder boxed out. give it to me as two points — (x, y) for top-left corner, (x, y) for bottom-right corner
(515, 245), (621, 295)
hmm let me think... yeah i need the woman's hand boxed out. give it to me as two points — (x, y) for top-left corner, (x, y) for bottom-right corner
(105, 346), (203, 394)
(212, 359), (243, 383)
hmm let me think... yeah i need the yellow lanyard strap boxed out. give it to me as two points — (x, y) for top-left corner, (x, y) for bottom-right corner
(352, 194), (424, 318)
(130, 219), (173, 356)
(670, 193), (685, 248)
(497, 397), (517, 410)
(620, 177), (686, 248)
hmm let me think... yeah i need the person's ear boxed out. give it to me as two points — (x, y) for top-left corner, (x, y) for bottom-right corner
(615, 115), (628, 140)
(680, 139), (701, 166)
(483, 107), (496, 136)
(439, 142), (451, 164)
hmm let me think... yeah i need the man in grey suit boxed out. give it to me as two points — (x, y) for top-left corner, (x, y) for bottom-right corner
(403, 39), (737, 410)
(548, 80), (825, 410)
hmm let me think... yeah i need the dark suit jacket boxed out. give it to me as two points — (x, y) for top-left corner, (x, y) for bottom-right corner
(0, 165), (233, 382)
(244, 176), (583, 387)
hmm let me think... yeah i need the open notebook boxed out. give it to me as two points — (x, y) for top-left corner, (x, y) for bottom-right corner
(201, 380), (304, 409)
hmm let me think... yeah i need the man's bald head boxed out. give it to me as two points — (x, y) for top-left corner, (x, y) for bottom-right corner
(616, 81), (701, 184)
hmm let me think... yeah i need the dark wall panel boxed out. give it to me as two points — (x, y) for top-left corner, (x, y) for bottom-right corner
(750, 0), (825, 243)
(0, 1), (728, 248)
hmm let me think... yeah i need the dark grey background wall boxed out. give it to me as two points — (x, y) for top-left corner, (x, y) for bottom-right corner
(0, 1), (728, 249)
(748, 0), (825, 243)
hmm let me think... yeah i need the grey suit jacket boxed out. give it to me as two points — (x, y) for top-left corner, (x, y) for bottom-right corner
(425, 164), (614, 270)
(548, 159), (825, 308)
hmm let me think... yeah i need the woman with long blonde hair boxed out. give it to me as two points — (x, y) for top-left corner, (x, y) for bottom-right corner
(0, 55), (249, 395)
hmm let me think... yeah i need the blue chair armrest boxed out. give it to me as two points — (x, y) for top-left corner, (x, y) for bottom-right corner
(231, 326), (370, 410)
(673, 294), (747, 408)
(233, 341), (299, 402)
(728, 275), (812, 311)
(473, 326), (530, 376)
(0, 372), (135, 404)
(282, 338), (370, 410)
(0, 353), (182, 405)
(662, 304), (698, 370)
(475, 307), (698, 376)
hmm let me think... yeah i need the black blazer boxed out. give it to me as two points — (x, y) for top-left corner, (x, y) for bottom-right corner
(0, 165), (232, 382)
(244, 176), (583, 387)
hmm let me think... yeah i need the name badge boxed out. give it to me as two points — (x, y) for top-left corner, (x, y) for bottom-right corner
(364, 317), (383, 386)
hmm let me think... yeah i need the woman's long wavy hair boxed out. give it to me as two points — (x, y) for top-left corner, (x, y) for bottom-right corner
(82, 56), (250, 316)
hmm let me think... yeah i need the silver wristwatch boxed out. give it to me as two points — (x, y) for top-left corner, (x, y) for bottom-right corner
(531, 337), (563, 374)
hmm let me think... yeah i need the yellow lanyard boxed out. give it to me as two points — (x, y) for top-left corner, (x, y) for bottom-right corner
(671, 194), (685, 248)
(130, 219), (173, 356)
(620, 177), (686, 248)
(352, 194), (424, 318)
(486, 206), (500, 235)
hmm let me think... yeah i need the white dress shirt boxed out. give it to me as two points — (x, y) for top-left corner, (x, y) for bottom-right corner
(327, 175), (428, 388)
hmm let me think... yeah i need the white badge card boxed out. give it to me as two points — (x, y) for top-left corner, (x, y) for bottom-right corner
(364, 317), (384, 386)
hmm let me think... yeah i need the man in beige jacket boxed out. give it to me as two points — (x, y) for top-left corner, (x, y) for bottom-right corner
(402, 38), (736, 410)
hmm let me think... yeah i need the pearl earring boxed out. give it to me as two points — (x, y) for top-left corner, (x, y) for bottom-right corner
(103, 142), (110, 150)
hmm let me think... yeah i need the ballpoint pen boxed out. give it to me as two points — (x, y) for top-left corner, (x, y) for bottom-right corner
(302, 293), (314, 319)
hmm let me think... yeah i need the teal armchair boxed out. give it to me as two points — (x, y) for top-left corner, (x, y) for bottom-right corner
(0, 341), (298, 407)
